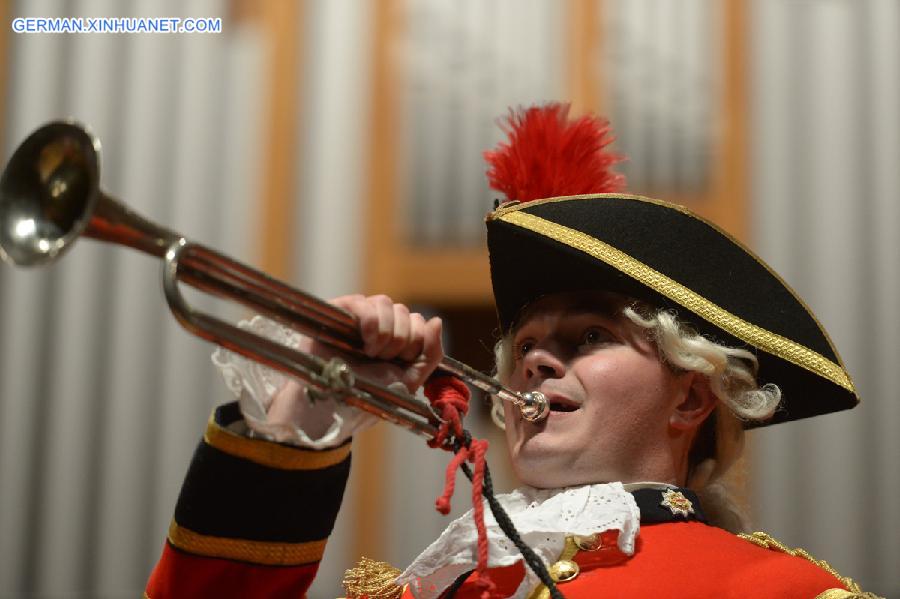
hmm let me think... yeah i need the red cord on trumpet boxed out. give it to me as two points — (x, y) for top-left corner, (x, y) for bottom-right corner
(424, 376), (497, 599)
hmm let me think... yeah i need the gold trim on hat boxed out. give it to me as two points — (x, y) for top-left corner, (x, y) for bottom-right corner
(497, 209), (854, 393)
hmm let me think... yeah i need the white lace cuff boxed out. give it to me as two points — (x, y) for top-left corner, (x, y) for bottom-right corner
(211, 315), (377, 449)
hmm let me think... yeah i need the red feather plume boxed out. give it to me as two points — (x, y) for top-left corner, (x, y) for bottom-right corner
(484, 103), (626, 203)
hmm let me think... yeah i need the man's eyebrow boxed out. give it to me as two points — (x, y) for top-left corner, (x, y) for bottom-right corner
(560, 297), (623, 318)
(513, 296), (624, 333)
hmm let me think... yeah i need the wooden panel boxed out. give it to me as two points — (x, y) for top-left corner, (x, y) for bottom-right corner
(708, 0), (749, 244)
(374, 247), (491, 305)
(567, 0), (603, 116)
(256, 0), (303, 279)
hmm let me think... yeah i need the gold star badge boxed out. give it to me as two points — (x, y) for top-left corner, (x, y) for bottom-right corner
(660, 489), (694, 518)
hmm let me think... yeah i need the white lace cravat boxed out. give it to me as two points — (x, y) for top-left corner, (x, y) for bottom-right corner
(396, 483), (640, 599)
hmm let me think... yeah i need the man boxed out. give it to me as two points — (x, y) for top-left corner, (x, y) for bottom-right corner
(146, 104), (876, 598)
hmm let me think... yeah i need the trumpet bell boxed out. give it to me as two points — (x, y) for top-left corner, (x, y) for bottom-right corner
(0, 121), (100, 267)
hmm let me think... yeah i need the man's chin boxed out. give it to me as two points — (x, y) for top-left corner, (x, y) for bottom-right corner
(514, 465), (586, 489)
(511, 445), (574, 487)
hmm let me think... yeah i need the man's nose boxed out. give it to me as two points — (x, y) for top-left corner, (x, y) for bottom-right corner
(523, 347), (566, 380)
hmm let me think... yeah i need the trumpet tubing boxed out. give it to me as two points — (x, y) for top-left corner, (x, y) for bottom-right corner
(0, 121), (549, 437)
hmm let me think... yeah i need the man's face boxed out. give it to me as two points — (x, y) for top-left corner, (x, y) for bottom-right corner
(503, 292), (692, 489)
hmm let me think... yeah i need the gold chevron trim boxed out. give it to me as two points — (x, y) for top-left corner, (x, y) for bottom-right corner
(498, 210), (853, 393)
(168, 520), (326, 566)
(204, 412), (351, 470)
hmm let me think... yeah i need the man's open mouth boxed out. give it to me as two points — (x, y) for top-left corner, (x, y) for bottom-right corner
(548, 399), (579, 413)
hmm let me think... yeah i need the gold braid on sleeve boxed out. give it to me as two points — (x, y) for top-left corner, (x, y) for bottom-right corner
(343, 556), (404, 599)
(738, 532), (883, 599)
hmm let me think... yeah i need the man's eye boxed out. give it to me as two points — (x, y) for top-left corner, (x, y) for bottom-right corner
(514, 340), (535, 359)
(580, 328), (612, 348)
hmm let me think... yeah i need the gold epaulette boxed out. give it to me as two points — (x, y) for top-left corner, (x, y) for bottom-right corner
(738, 531), (883, 599)
(343, 556), (404, 599)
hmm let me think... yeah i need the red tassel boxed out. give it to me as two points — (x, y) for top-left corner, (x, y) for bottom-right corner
(468, 438), (495, 598)
(484, 102), (625, 203)
(435, 447), (468, 515)
(423, 377), (497, 596)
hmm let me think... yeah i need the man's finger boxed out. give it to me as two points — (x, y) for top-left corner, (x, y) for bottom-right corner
(379, 303), (413, 359)
(421, 316), (444, 372)
(399, 312), (427, 363)
(367, 295), (395, 357)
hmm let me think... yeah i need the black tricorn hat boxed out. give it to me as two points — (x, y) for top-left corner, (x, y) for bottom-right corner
(485, 194), (858, 426)
(483, 105), (858, 426)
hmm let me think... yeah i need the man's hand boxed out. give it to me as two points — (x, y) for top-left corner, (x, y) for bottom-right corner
(267, 295), (444, 435)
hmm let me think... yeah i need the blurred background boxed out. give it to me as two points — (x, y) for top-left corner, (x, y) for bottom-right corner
(0, 0), (897, 597)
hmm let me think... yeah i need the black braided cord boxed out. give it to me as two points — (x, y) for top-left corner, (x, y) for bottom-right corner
(443, 431), (565, 599)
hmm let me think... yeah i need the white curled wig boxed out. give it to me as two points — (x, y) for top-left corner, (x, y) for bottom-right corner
(491, 302), (782, 533)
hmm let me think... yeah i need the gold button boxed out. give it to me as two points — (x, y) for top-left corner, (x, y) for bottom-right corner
(573, 533), (601, 551)
(549, 559), (580, 582)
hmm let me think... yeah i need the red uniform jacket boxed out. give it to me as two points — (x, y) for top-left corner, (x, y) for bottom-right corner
(146, 405), (872, 598)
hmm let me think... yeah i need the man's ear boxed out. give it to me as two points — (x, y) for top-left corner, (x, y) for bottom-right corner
(670, 374), (717, 431)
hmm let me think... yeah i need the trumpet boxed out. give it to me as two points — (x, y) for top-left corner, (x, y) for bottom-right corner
(0, 121), (549, 439)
